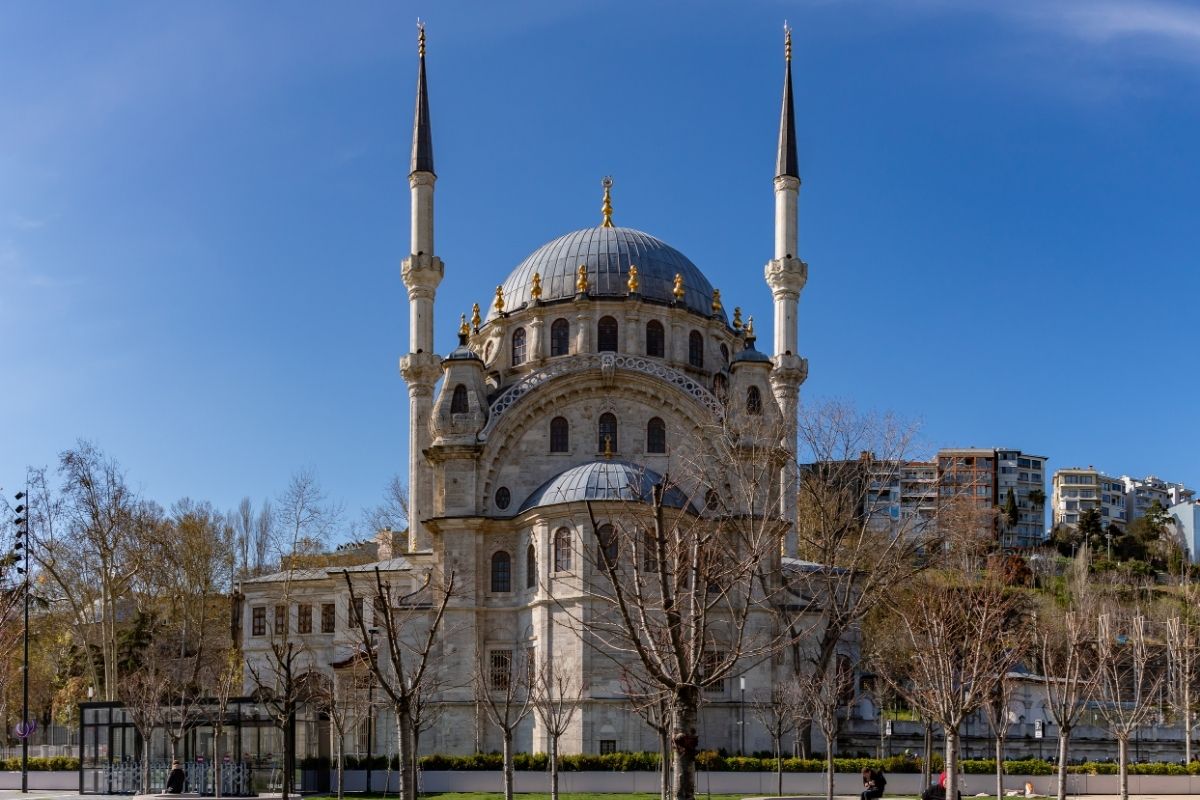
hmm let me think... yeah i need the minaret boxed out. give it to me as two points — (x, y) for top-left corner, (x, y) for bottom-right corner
(399, 23), (444, 552)
(764, 25), (809, 556)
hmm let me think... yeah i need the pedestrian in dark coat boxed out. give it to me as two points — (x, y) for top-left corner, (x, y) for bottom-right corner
(862, 767), (887, 800)
(165, 760), (186, 794)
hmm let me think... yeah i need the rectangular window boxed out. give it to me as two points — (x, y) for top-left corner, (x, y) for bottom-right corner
(373, 593), (389, 623)
(252, 606), (266, 636)
(321, 603), (335, 633)
(274, 605), (286, 634)
(350, 597), (364, 628)
(701, 651), (725, 693)
(297, 604), (312, 634)
(599, 740), (617, 755)
(489, 650), (513, 691)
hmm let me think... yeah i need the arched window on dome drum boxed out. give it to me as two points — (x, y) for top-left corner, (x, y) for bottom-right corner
(597, 316), (618, 352)
(712, 373), (728, 402)
(647, 417), (666, 454)
(511, 327), (527, 366)
(550, 416), (569, 453)
(450, 384), (469, 414)
(597, 524), (618, 567)
(747, 386), (763, 415)
(688, 331), (704, 368)
(642, 528), (658, 573)
(645, 320), (665, 358)
(554, 528), (572, 572)
(526, 543), (537, 589)
(598, 413), (618, 453)
(491, 551), (511, 593)
(550, 318), (570, 356)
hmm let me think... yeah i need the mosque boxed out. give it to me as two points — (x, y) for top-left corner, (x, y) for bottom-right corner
(239, 26), (811, 759)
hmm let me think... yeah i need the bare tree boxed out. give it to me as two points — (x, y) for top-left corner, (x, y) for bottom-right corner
(1093, 612), (1163, 800)
(981, 673), (1017, 800)
(275, 468), (342, 557)
(531, 657), (584, 800)
(1165, 609), (1200, 764)
(473, 648), (534, 800)
(362, 477), (410, 540)
(795, 655), (856, 800)
(312, 666), (373, 800)
(750, 679), (801, 796)
(117, 654), (169, 793)
(205, 648), (243, 799)
(342, 565), (454, 800)
(620, 670), (674, 800)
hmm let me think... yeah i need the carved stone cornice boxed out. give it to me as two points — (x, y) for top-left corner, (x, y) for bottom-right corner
(401, 253), (444, 290)
(763, 257), (807, 294)
(400, 351), (442, 386)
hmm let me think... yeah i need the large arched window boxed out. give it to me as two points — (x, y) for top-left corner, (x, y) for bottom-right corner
(554, 528), (572, 572)
(511, 327), (527, 366)
(747, 386), (763, 415)
(526, 543), (537, 589)
(550, 318), (570, 356)
(450, 384), (469, 414)
(712, 373), (728, 402)
(642, 528), (658, 573)
(597, 524), (618, 567)
(597, 316), (619, 352)
(647, 417), (667, 454)
(490, 551), (512, 593)
(550, 416), (569, 453)
(598, 412), (618, 453)
(688, 331), (704, 368)
(645, 320), (665, 358)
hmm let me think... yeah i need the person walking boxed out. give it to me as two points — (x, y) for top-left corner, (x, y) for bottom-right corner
(165, 760), (186, 794)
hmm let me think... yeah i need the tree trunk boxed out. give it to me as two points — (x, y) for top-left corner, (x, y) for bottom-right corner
(945, 729), (960, 800)
(412, 727), (421, 799)
(335, 736), (344, 800)
(283, 706), (296, 800)
(922, 722), (933, 790)
(502, 729), (515, 800)
(1118, 736), (1129, 800)
(673, 691), (699, 800)
(1185, 710), (1193, 765)
(796, 719), (812, 758)
(775, 733), (783, 797)
(550, 733), (560, 800)
(395, 707), (416, 800)
(994, 734), (1004, 800)
(1055, 727), (1070, 800)
(659, 728), (671, 800)
(142, 756), (151, 796)
(825, 737), (835, 800)
(215, 732), (224, 799)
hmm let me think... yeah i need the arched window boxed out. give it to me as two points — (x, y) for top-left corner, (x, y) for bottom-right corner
(642, 528), (658, 573)
(597, 316), (618, 352)
(598, 412), (618, 453)
(647, 417), (667, 454)
(720, 343), (730, 365)
(550, 416), (569, 453)
(712, 373), (728, 402)
(747, 386), (763, 415)
(526, 543), (537, 589)
(645, 320), (665, 358)
(550, 318), (570, 356)
(511, 327), (527, 366)
(450, 384), (469, 414)
(688, 331), (704, 368)
(490, 551), (511, 593)
(705, 489), (721, 512)
(597, 524), (618, 566)
(554, 528), (572, 572)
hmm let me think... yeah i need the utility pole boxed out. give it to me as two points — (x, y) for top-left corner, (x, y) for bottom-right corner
(13, 488), (31, 793)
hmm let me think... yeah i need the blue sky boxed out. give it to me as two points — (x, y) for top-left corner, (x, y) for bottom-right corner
(2, 0), (1198, 536)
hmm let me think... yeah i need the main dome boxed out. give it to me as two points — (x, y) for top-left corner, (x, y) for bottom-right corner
(490, 226), (723, 321)
(518, 460), (696, 514)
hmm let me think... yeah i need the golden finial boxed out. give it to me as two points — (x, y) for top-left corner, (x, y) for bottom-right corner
(604, 434), (613, 459)
(732, 307), (743, 331)
(711, 289), (723, 315)
(601, 176), (614, 228)
(530, 271), (543, 301)
(418, 20), (426, 58)
(493, 285), (505, 313)
(627, 264), (640, 294)
(458, 313), (469, 337)
(672, 273), (685, 301)
(745, 316), (755, 338)
(784, 21), (791, 64)
(577, 264), (589, 294)
(471, 302), (481, 333)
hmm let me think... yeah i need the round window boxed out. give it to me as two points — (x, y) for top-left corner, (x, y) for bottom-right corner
(495, 486), (512, 510)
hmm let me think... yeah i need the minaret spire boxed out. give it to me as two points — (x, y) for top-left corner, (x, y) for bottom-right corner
(411, 22), (434, 176)
(776, 24), (798, 180)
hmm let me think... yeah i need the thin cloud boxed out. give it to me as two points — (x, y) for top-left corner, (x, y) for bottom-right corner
(9, 214), (47, 230)
(1017, 0), (1200, 53)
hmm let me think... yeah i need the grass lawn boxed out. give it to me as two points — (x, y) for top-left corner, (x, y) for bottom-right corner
(309, 794), (747, 800)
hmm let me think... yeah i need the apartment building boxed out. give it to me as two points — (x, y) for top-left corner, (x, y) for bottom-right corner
(1052, 467), (1126, 530)
(1121, 475), (1196, 523)
(996, 450), (1049, 548)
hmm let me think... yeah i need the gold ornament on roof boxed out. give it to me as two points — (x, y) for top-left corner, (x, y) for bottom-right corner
(672, 273), (685, 301)
(601, 176), (614, 228)
(530, 271), (542, 301)
(471, 302), (481, 333)
(732, 307), (743, 331)
(604, 434), (613, 459)
(627, 264), (640, 294)
(711, 289), (723, 315)
(493, 285), (505, 313)
(458, 313), (469, 337)
(745, 316), (755, 337)
(784, 21), (791, 63)
(577, 264), (589, 294)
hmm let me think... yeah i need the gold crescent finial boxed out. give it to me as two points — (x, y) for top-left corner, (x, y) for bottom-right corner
(530, 271), (543, 301)
(604, 434), (613, 459)
(745, 316), (755, 337)
(627, 264), (640, 294)
(672, 273), (685, 301)
(732, 307), (743, 331)
(418, 20), (426, 58)
(471, 302), (481, 332)
(577, 264), (589, 294)
(711, 289), (723, 315)
(784, 21), (791, 63)
(458, 313), (469, 337)
(493, 285), (505, 313)
(601, 176), (614, 228)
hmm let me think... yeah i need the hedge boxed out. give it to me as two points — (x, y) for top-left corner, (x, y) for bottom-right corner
(1, 756), (80, 771)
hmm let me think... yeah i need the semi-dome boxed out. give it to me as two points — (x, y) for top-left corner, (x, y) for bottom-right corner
(491, 226), (723, 322)
(518, 459), (695, 514)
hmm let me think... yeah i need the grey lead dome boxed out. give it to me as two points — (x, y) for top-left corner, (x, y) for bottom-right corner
(518, 460), (695, 514)
(490, 226), (724, 322)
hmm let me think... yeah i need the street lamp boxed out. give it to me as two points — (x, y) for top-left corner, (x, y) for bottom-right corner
(739, 676), (746, 756)
(12, 489), (31, 794)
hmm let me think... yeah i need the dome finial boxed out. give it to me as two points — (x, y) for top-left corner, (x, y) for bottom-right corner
(732, 307), (743, 331)
(672, 273), (685, 301)
(471, 302), (481, 333)
(627, 264), (640, 294)
(603, 434), (613, 459)
(530, 271), (543, 301)
(410, 20), (434, 176)
(577, 264), (589, 294)
(601, 176), (614, 228)
(784, 20), (791, 63)
(493, 285), (505, 314)
(745, 315), (755, 338)
(776, 22), (799, 179)
(418, 19), (426, 58)
(711, 289), (723, 315)
(458, 313), (469, 345)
